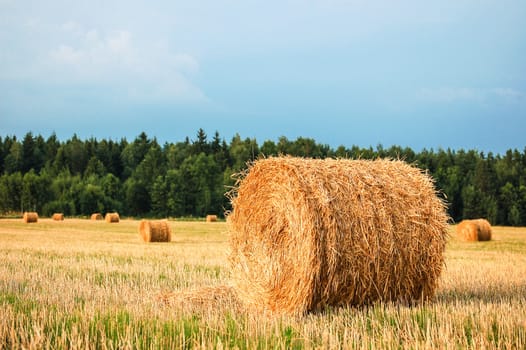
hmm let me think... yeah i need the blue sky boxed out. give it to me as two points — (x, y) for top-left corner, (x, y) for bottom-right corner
(1, 0), (525, 154)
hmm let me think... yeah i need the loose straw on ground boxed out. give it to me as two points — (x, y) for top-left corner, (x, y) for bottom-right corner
(158, 286), (240, 313)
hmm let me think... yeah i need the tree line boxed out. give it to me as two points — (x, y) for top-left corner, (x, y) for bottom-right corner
(1, 129), (525, 225)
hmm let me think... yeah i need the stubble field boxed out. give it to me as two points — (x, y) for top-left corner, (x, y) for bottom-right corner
(1, 218), (525, 349)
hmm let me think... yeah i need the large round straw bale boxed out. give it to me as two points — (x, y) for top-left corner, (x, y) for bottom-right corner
(206, 214), (218, 222)
(91, 213), (103, 220)
(139, 220), (172, 242)
(456, 219), (492, 241)
(227, 157), (449, 315)
(23, 212), (38, 223)
(105, 212), (120, 223)
(52, 213), (64, 221)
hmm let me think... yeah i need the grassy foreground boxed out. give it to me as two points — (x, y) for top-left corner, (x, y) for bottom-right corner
(1, 219), (525, 349)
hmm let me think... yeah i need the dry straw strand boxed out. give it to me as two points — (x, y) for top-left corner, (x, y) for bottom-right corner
(138, 220), (172, 243)
(227, 156), (450, 315)
(105, 212), (120, 223)
(91, 213), (103, 221)
(206, 214), (218, 222)
(23, 212), (38, 223)
(52, 213), (64, 221)
(456, 219), (492, 241)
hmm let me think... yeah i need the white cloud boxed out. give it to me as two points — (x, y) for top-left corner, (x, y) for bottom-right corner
(127, 76), (206, 103)
(50, 45), (84, 64)
(172, 53), (199, 73)
(50, 27), (133, 67)
(46, 23), (205, 102)
(417, 87), (526, 105)
(106, 30), (131, 54)
(85, 29), (99, 42)
(61, 21), (82, 34)
(417, 87), (482, 103)
(22, 18), (40, 29)
(492, 88), (526, 101)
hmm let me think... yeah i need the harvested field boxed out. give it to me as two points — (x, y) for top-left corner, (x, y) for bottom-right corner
(0, 219), (525, 349)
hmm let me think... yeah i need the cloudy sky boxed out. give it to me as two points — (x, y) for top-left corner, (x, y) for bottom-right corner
(1, 0), (525, 153)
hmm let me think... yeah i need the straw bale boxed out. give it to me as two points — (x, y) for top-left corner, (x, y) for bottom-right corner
(23, 212), (38, 223)
(52, 213), (64, 221)
(206, 214), (218, 222)
(139, 220), (172, 242)
(456, 219), (492, 241)
(475, 219), (492, 241)
(456, 220), (478, 241)
(91, 213), (103, 221)
(227, 156), (449, 315)
(105, 212), (120, 223)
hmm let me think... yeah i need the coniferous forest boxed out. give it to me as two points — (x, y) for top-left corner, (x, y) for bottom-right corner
(1, 129), (525, 226)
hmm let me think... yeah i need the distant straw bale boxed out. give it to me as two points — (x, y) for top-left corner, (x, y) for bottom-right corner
(456, 219), (492, 241)
(206, 214), (218, 222)
(23, 212), (38, 223)
(52, 213), (64, 221)
(91, 213), (103, 221)
(139, 220), (172, 243)
(475, 219), (492, 241)
(105, 212), (120, 223)
(227, 156), (449, 315)
(456, 220), (477, 241)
